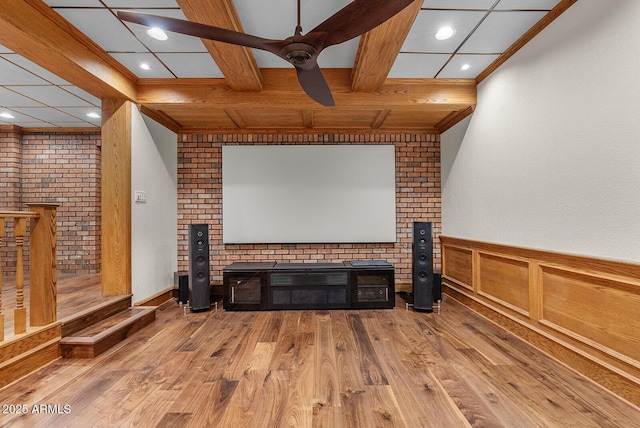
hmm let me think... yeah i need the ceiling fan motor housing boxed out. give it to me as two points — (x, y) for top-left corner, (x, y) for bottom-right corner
(282, 43), (318, 66)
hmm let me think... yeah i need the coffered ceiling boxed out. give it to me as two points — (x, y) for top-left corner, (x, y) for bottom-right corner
(0, 0), (575, 132)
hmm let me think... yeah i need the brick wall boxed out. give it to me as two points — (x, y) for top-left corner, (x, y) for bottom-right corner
(2, 128), (442, 281)
(177, 132), (441, 285)
(0, 127), (102, 274)
(0, 126), (23, 273)
(21, 131), (102, 273)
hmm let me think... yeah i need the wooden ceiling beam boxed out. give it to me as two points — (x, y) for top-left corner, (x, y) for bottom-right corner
(0, 0), (136, 100)
(435, 106), (475, 133)
(351, 0), (424, 92)
(137, 69), (476, 110)
(175, 0), (263, 92)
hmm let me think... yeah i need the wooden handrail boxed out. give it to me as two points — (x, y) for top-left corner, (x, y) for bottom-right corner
(0, 211), (40, 218)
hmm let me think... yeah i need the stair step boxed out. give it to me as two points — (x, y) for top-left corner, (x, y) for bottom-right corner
(59, 295), (133, 338)
(60, 307), (156, 359)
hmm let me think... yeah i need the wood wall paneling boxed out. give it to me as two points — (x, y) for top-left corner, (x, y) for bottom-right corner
(442, 244), (473, 290)
(540, 265), (640, 363)
(440, 236), (640, 406)
(477, 252), (530, 316)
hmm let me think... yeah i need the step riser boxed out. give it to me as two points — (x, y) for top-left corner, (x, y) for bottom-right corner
(60, 296), (132, 337)
(60, 309), (156, 359)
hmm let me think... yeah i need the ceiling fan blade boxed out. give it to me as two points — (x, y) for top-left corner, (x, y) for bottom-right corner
(294, 62), (335, 107)
(300, 0), (415, 51)
(117, 11), (285, 55)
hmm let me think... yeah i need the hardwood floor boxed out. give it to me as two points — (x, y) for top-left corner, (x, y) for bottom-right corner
(2, 273), (105, 340)
(1, 294), (639, 427)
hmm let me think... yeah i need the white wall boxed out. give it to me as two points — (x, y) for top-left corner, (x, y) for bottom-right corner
(442, 0), (640, 263)
(131, 108), (177, 302)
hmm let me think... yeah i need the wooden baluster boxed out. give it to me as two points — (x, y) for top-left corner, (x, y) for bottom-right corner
(0, 218), (4, 341)
(14, 217), (27, 334)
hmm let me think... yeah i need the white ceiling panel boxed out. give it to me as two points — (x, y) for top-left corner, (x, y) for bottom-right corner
(495, 0), (561, 10)
(300, 0), (353, 33)
(156, 53), (224, 78)
(1, 54), (70, 85)
(402, 10), (487, 53)
(109, 52), (174, 77)
(0, 59), (50, 85)
(118, 9), (207, 53)
(460, 11), (546, 53)
(437, 54), (500, 78)
(43, 0), (103, 6)
(9, 86), (94, 107)
(124, 24), (209, 53)
(58, 107), (103, 123)
(62, 87), (101, 106)
(53, 9), (148, 52)
(103, 0), (179, 7)
(0, 113), (51, 127)
(12, 107), (80, 122)
(250, 50), (285, 68)
(423, 0), (498, 9)
(316, 38), (359, 68)
(235, 0), (297, 39)
(388, 53), (451, 78)
(0, 88), (45, 107)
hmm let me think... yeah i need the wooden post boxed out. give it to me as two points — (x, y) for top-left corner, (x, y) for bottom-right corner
(13, 216), (27, 334)
(101, 99), (132, 296)
(27, 203), (58, 326)
(0, 218), (4, 341)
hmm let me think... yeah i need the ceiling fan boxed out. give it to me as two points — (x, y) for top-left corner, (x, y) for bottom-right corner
(117, 0), (415, 106)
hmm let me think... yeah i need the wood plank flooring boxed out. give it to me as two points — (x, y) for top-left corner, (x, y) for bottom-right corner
(2, 274), (105, 340)
(1, 294), (639, 427)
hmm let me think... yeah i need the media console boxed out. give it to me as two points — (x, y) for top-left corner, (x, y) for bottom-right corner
(223, 260), (395, 311)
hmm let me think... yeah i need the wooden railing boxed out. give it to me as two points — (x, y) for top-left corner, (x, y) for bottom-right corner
(0, 204), (58, 342)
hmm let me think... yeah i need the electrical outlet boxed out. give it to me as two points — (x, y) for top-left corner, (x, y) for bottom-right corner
(135, 190), (147, 203)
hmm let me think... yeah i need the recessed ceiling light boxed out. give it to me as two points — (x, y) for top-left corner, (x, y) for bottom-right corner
(140, 63), (151, 70)
(459, 64), (472, 71)
(86, 112), (100, 119)
(435, 26), (455, 40)
(147, 27), (168, 41)
(0, 112), (15, 119)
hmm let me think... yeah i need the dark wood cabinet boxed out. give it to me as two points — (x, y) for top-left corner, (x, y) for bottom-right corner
(223, 261), (394, 311)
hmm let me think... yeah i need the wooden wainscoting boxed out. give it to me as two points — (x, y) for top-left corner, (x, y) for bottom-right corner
(440, 236), (640, 407)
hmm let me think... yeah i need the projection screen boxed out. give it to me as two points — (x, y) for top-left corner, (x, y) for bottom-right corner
(222, 145), (396, 244)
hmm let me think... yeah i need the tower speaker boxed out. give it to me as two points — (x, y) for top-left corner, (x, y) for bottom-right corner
(412, 221), (434, 312)
(188, 224), (211, 311)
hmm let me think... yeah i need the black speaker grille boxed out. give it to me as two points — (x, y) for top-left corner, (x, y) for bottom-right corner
(413, 221), (434, 312)
(189, 224), (210, 311)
